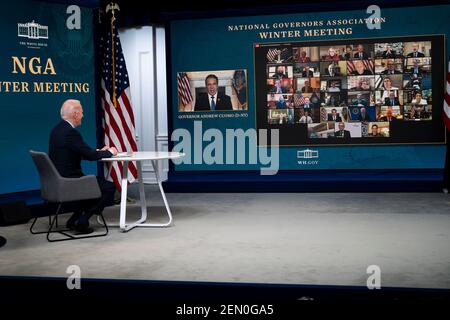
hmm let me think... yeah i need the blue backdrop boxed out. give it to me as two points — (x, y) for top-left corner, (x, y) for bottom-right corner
(0, 0), (97, 194)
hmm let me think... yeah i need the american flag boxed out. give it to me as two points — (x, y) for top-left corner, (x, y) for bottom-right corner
(267, 48), (292, 63)
(375, 75), (383, 89)
(99, 17), (138, 190)
(444, 60), (450, 130)
(177, 72), (193, 106)
(347, 60), (374, 75)
(266, 48), (281, 62)
(293, 94), (306, 107)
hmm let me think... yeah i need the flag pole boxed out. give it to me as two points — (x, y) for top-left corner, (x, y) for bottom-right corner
(106, 2), (120, 108)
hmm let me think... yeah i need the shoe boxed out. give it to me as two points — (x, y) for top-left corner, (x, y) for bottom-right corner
(66, 220), (76, 230)
(0, 236), (6, 248)
(73, 222), (94, 235)
(66, 211), (83, 230)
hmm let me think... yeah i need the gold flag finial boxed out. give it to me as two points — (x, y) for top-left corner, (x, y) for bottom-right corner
(106, 2), (120, 18)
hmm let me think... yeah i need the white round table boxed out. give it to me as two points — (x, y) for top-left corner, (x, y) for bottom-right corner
(102, 151), (185, 232)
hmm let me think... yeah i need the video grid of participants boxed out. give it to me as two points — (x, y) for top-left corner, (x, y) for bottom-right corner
(255, 36), (444, 145)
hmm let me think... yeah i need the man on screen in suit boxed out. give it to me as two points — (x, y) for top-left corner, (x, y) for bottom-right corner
(380, 108), (398, 122)
(327, 108), (342, 122)
(335, 122), (351, 139)
(406, 43), (425, 58)
(354, 44), (369, 59)
(194, 74), (233, 111)
(381, 44), (397, 58)
(357, 107), (372, 122)
(49, 99), (118, 234)
(301, 67), (314, 78)
(384, 91), (400, 107)
(381, 60), (401, 75)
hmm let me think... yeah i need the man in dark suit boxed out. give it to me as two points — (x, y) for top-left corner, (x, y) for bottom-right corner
(357, 107), (372, 122)
(335, 122), (351, 139)
(381, 60), (401, 74)
(381, 44), (397, 58)
(271, 65), (289, 80)
(380, 108), (398, 122)
(353, 44), (369, 59)
(194, 74), (233, 111)
(406, 43), (425, 58)
(384, 92), (400, 106)
(301, 67), (313, 78)
(49, 99), (118, 234)
(327, 108), (342, 122)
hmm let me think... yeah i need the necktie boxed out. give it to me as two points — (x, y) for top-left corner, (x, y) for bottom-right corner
(391, 99), (394, 105)
(414, 52), (417, 58)
(359, 53), (362, 59)
(210, 96), (216, 111)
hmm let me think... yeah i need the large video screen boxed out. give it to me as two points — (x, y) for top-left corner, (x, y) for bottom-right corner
(254, 35), (445, 146)
(170, 5), (449, 171)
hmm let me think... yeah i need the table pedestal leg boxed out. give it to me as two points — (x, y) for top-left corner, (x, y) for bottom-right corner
(106, 159), (174, 232)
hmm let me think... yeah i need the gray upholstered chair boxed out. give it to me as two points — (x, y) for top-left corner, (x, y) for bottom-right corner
(29, 150), (108, 242)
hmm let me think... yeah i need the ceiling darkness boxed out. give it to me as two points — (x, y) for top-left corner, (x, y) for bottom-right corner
(41, 0), (450, 26)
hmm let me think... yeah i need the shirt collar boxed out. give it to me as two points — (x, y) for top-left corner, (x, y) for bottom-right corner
(64, 119), (75, 128)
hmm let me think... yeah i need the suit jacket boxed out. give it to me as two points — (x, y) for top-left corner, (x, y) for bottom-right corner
(49, 120), (112, 178)
(384, 97), (400, 106)
(327, 114), (342, 122)
(358, 113), (372, 122)
(335, 130), (351, 139)
(381, 69), (401, 75)
(353, 52), (369, 59)
(195, 93), (232, 111)
(407, 52), (425, 58)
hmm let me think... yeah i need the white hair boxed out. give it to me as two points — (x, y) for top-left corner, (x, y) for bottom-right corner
(60, 99), (81, 119)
